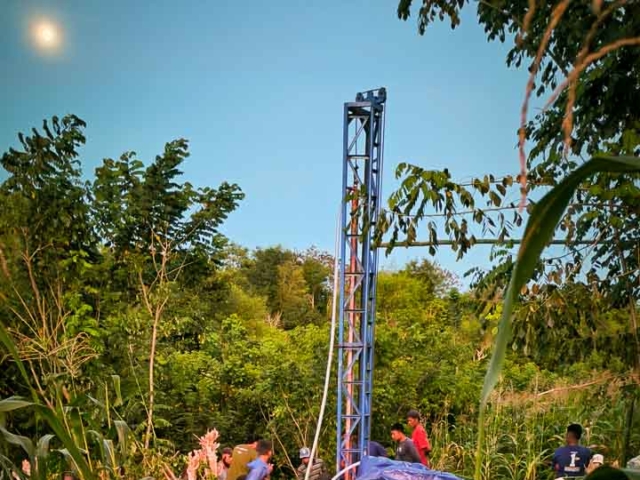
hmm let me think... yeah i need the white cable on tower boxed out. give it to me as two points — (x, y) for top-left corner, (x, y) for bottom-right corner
(305, 210), (341, 480)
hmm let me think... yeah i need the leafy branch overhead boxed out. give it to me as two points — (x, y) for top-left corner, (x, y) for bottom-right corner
(93, 139), (244, 260)
(386, 0), (640, 303)
(376, 164), (522, 258)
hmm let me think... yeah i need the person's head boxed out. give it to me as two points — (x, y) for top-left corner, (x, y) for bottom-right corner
(221, 447), (233, 467)
(407, 410), (421, 428)
(391, 423), (406, 442)
(256, 439), (273, 460)
(61, 472), (75, 480)
(246, 434), (262, 448)
(566, 424), (583, 445)
(299, 447), (311, 465)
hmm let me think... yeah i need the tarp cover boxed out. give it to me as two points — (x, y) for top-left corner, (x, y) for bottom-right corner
(356, 456), (464, 480)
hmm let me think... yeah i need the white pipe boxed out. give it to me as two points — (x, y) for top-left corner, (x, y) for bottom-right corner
(330, 461), (361, 480)
(305, 212), (341, 480)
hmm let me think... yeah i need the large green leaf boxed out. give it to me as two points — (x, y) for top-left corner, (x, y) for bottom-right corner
(35, 406), (95, 480)
(474, 155), (640, 480)
(0, 426), (34, 457)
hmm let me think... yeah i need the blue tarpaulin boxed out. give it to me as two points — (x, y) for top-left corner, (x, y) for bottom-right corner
(356, 456), (464, 480)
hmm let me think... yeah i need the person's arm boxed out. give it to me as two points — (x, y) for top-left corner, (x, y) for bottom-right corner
(406, 442), (422, 464)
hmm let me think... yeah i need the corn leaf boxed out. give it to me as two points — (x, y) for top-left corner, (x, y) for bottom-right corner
(111, 375), (123, 407)
(0, 397), (32, 413)
(32, 434), (56, 480)
(114, 420), (129, 459)
(0, 426), (34, 458)
(36, 406), (95, 480)
(103, 439), (116, 468)
(0, 324), (34, 400)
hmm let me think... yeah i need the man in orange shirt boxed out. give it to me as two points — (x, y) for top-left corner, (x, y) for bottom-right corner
(407, 410), (431, 467)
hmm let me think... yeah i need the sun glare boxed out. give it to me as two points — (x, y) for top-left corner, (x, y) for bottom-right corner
(30, 19), (62, 52)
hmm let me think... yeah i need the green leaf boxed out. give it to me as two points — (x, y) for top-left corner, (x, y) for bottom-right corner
(35, 406), (95, 480)
(114, 420), (129, 459)
(0, 426), (35, 458)
(36, 434), (55, 458)
(87, 430), (106, 462)
(103, 439), (116, 468)
(111, 375), (123, 407)
(0, 397), (32, 413)
(68, 407), (87, 452)
(34, 434), (56, 480)
(0, 324), (34, 399)
(474, 155), (640, 480)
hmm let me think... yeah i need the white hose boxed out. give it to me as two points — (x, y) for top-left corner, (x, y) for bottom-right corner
(330, 461), (361, 480)
(305, 212), (341, 480)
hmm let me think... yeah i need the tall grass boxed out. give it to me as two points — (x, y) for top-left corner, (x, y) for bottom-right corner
(428, 382), (639, 480)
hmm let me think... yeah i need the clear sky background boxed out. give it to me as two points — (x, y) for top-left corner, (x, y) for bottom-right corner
(1, 0), (535, 287)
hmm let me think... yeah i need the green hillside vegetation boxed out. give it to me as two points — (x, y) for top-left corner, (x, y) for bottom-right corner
(1, 117), (638, 480)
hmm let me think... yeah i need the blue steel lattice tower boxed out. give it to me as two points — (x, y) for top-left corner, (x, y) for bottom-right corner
(336, 88), (386, 478)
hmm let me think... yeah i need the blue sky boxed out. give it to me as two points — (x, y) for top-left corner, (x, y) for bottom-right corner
(0, 0), (534, 287)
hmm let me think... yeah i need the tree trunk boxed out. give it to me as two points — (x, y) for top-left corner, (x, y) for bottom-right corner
(145, 309), (161, 449)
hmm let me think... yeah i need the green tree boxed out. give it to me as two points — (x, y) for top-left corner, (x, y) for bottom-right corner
(274, 260), (313, 329)
(385, 0), (640, 374)
(92, 138), (243, 448)
(0, 115), (99, 402)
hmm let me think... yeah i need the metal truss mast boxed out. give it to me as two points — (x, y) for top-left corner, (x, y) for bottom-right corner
(336, 88), (386, 477)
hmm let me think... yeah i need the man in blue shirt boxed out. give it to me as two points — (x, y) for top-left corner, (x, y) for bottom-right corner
(368, 440), (388, 458)
(348, 434), (388, 458)
(246, 440), (273, 480)
(552, 424), (592, 478)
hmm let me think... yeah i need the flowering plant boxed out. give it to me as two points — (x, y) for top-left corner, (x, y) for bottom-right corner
(186, 429), (221, 480)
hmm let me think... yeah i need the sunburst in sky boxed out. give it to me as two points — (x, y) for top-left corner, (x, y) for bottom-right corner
(30, 18), (62, 53)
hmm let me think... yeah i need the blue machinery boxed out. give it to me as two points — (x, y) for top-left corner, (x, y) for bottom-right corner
(336, 88), (386, 477)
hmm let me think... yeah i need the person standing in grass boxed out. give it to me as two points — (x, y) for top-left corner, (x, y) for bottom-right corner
(552, 424), (592, 478)
(407, 410), (431, 468)
(390, 423), (422, 464)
